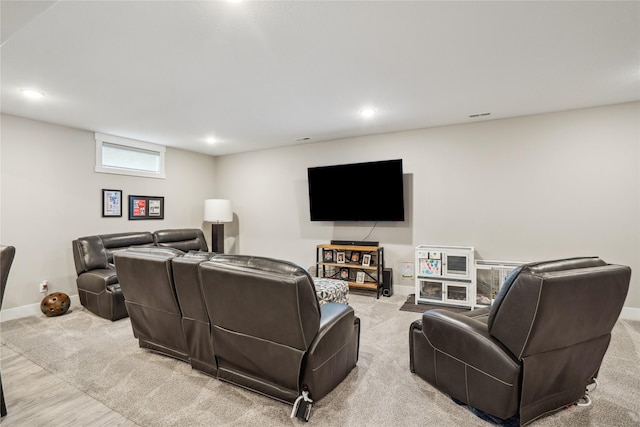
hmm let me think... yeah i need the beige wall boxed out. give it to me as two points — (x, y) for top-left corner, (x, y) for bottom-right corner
(216, 102), (640, 310)
(0, 114), (217, 313)
(2, 102), (638, 317)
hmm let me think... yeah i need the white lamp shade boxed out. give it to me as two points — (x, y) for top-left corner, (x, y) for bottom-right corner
(204, 199), (233, 223)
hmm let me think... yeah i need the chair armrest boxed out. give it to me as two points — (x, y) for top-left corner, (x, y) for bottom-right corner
(421, 309), (519, 381)
(307, 303), (356, 366)
(76, 268), (118, 293)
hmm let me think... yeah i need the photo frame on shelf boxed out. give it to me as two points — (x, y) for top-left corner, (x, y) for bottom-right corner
(356, 271), (365, 284)
(128, 195), (164, 220)
(339, 268), (349, 281)
(323, 249), (334, 263)
(336, 252), (346, 264)
(102, 189), (122, 217)
(362, 253), (371, 267)
(350, 251), (361, 263)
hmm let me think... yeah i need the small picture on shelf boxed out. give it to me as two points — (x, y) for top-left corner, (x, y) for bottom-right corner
(350, 251), (361, 263)
(362, 254), (371, 267)
(323, 249), (334, 262)
(356, 271), (365, 284)
(336, 252), (346, 264)
(339, 268), (349, 281)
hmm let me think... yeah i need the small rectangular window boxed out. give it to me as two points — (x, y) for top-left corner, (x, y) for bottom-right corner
(95, 133), (166, 179)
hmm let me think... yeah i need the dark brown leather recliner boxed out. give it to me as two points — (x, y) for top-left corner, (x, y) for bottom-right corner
(1, 245), (16, 417)
(409, 257), (631, 426)
(113, 247), (190, 361)
(199, 255), (360, 403)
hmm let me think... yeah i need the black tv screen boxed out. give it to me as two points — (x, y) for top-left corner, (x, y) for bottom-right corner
(308, 159), (405, 221)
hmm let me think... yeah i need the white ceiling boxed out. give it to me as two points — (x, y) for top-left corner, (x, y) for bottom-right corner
(1, 1), (639, 156)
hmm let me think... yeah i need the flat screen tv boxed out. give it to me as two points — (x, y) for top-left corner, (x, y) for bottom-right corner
(308, 159), (405, 221)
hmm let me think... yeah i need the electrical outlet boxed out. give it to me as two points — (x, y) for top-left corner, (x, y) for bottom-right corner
(39, 280), (48, 293)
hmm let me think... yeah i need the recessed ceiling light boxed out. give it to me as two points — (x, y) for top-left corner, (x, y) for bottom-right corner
(360, 108), (376, 118)
(206, 137), (217, 144)
(20, 89), (45, 99)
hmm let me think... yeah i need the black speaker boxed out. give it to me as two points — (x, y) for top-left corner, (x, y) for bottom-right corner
(382, 268), (393, 297)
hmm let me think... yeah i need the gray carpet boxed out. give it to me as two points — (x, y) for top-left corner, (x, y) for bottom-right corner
(399, 294), (471, 314)
(1, 293), (639, 426)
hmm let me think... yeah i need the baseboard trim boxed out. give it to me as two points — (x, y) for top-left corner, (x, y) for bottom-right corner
(392, 285), (413, 296)
(620, 306), (640, 321)
(0, 294), (81, 322)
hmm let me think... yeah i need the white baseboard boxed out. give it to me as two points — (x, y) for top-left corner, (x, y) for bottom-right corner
(0, 294), (81, 322)
(620, 306), (640, 321)
(392, 285), (413, 296)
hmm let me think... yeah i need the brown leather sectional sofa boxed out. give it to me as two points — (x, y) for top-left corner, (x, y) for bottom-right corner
(72, 229), (208, 320)
(113, 248), (360, 406)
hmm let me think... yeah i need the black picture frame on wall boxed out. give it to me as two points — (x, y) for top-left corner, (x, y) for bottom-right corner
(102, 189), (122, 217)
(128, 195), (164, 220)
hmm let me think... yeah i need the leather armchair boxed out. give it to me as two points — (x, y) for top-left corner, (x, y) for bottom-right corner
(1, 245), (16, 417)
(113, 247), (190, 361)
(409, 257), (631, 426)
(199, 255), (360, 403)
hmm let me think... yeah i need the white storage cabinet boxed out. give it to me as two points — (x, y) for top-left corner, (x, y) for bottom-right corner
(414, 245), (476, 309)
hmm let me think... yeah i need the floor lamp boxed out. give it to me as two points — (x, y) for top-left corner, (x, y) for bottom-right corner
(204, 199), (232, 253)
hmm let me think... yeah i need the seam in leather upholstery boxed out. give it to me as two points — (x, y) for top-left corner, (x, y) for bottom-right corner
(213, 324), (300, 351)
(465, 365), (470, 404)
(83, 271), (114, 280)
(433, 345), (438, 385)
(294, 282), (307, 349)
(435, 347), (515, 387)
(217, 367), (294, 405)
(423, 331), (514, 387)
(311, 339), (351, 372)
(518, 276), (544, 360)
(125, 301), (180, 316)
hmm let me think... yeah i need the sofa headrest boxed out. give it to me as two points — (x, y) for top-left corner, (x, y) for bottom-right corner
(113, 248), (183, 315)
(183, 250), (215, 260)
(72, 236), (109, 275)
(487, 257), (631, 359)
(120, 246), (185, 258)
(154, 229), (208, 252)
(488, 256), (607, 330)
(101, 232), (156, 264)
(101, 232), (156, 249)
(209, 254), (313, 280)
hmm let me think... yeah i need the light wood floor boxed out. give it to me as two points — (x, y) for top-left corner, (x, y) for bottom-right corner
(0, 344), (138, 426)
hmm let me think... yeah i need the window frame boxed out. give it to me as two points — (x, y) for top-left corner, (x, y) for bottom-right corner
(94, 132), (166, 179)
